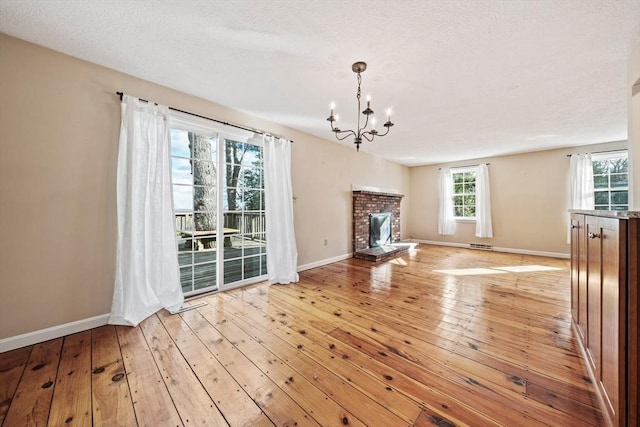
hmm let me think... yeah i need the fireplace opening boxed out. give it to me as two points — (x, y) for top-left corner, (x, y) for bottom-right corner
(369, 212), (392, 248)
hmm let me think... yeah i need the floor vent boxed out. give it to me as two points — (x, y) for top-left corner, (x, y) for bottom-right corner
(470, 243), (493, 251)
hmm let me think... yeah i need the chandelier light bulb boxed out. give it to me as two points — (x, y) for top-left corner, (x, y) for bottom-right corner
(371, 117), (376, 130)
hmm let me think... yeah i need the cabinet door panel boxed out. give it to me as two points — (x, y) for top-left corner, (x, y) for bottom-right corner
(586, 216), (601, 375)
(570, 216), (581, 322)
(600, 217), (624, 424)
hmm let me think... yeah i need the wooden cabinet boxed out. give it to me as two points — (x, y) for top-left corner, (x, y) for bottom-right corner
(570, 212), (639, 427)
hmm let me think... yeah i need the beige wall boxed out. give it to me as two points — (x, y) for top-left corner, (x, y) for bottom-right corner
(407, 140), (628, 255)
(629, 39), (640, 209)
(0, 34), (410, 340)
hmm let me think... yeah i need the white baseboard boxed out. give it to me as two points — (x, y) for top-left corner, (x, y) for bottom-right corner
(412, 239), (570, 259)
(297, 252), (353, 272)
(0, 313), (110, 353)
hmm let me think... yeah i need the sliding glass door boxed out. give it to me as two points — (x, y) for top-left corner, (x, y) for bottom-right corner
(170, 115), (266, 296)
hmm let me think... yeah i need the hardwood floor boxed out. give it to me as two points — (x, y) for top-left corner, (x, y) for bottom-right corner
(0, 244), (604, 426)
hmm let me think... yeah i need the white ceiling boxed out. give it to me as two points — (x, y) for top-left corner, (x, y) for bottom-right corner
(1, 0), (639, 166)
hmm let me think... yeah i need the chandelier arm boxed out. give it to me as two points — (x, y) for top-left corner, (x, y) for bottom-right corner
(361, 132), (375, 143)
(333, 130), (357, 141)
(376, 126), (391, 137)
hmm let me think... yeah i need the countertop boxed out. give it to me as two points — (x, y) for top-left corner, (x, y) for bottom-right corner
(569, 209), (640, 219)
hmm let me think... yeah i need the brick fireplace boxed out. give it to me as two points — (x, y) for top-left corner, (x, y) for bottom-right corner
(352, 189), (405, 261)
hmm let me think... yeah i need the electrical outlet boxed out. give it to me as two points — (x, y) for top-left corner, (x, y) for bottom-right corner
(323, 239), (328, 246)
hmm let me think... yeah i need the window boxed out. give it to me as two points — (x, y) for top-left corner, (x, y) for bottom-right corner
(170, 113), (267, 296)
(592, 151), (628, 211)
(452, 168), (477, 219)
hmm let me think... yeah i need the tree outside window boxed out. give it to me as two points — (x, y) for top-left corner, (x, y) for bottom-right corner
(452, 169), (476, 218)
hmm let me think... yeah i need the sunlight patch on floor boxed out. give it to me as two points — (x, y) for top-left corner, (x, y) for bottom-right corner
(434, 265), (563, 276)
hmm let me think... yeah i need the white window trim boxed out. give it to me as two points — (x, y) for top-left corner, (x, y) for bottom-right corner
(591, 150), (628, 211)
(451, 166), (478, 221)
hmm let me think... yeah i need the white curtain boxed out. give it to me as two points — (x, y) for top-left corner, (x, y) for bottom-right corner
(109, 95), (184, 326)
(567, 153), (594, 242)
(475, 164), (493, 238)
(438, 168), (456, 235)
(263, 136), (299, 284)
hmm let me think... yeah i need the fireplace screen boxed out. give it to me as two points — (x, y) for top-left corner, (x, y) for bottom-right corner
(369, 212), (392, 247)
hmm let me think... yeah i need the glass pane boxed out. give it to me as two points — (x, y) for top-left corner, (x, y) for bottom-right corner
(593, 175), (608, 189)
(175, 213), (194, 233)
(177, 249), (193, 266)
(454, 183), (463, 194)
(261, 255), (267, 275)
(466, 183), (476, 194)
(244, 190), (261, 211)
(257, 233), (267, 254)
(189, 133), (216, 162)
(171, 157), (193, 185)
(193, 209), (216, 233)
(611, 191), (628, 204)
(453, 173), (463, 184)
(223, 212), (243, 232)
(464, 195), (476, 206)
(170, 129), (191, 158)
(243, 166), (263, 189)
(592, 160), (609, 175)
(224, 259), (243, 284)
(223, 232), (242, 259)
(242, 215), (265, 238)
(610, 174), (628, 188)
(454, 206), (463, 217)
(193, 250), (216, 264)
(180, 266), (193, 293)
(594, 191), (609, 204)
(612, 205), (628, 211)
(463, 205), (475, 217)
(595, 205), (608, 210)
(173, 185), (193, 211)
(243, 256), (261, 279)
(610, 158), (628, 173)
(464, 172), (476, 182)
(224, 187), (244, 210)
(243, 144), (262, 166)
(193, 262), (216, 290)
(191, 160), (215, 186)
(453, 195), (463, 205)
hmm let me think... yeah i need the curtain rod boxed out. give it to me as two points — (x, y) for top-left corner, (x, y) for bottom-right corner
(116, 92), (292, 143)
(566, 148), (625, 157)
(438, 163), (490, 170)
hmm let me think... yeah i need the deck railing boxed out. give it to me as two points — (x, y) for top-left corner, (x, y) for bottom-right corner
(175, 212), (265, 239)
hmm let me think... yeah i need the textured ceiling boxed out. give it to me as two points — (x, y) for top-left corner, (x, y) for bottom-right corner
(1, 0), (639, 166)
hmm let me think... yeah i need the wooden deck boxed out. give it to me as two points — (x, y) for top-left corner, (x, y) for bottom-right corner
(178, 239), (266, 293)
(0, 244), (604, 426)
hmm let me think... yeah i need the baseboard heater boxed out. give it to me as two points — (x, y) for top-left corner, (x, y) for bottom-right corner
(470, 243), (493, 250)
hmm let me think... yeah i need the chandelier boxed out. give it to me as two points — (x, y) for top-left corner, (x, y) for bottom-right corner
(327, 61), (394, 151)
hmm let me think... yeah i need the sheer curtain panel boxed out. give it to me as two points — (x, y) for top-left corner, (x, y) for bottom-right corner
(438, 168), (456, 235)
(264, 136), (299, 284)
(475, 163), (493, 238)
(109, 95), (184, 326)
(567, 153), (594, 242)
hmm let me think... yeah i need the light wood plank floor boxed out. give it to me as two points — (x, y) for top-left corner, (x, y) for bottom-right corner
(0, 244), (604, 426)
